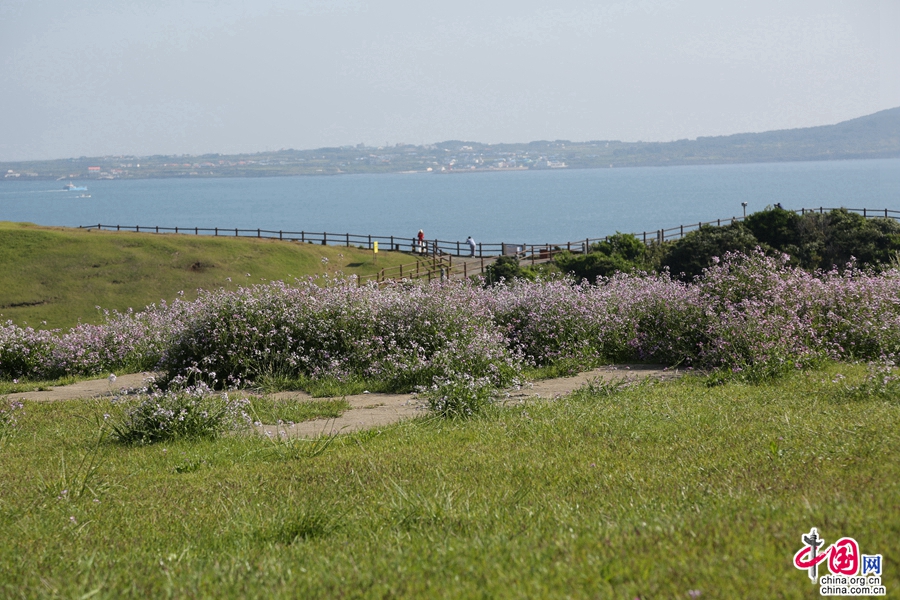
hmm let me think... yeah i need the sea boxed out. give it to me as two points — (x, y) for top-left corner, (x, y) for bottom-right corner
(1, 158), (898, 245)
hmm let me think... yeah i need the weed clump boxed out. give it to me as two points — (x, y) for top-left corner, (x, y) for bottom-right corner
(421, 372), (495, 418)
(109, 372), (248, 445)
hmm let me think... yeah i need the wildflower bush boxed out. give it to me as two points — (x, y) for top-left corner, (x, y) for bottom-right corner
(157, 280), (519, 391)
(3, 252), (900, 396)
(420, 372), (495, 418)
(109, 373), (249, 445)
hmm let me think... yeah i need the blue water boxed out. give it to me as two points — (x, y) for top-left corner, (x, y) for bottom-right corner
(1, 159), (898, 244)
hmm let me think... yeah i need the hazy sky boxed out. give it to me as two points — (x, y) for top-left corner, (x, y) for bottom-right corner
(1, 0), (898, 161)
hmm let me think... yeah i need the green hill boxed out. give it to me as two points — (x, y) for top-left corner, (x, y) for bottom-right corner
(0, 222), (412, 330)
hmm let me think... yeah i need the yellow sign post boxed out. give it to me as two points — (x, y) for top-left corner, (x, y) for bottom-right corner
(373, 241), (378, 264)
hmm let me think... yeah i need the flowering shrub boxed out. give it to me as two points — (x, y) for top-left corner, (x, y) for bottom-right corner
(2, 253), (900, 395)
(109, 374), (249, 445)
(421, 372), (495, 418)
(158, 280), (519, 391)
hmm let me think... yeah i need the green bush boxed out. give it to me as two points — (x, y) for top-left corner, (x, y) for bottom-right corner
(110, 380), (249, 445)
(554, 233), (650, 282)
(483, 256), (532, 286)
(421, 373), (494, 418)
(660, 223), (761, 281)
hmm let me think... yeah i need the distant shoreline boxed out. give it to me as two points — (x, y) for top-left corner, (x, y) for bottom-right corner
(2, 154), (899, 183)
(3, 106), (898, 181)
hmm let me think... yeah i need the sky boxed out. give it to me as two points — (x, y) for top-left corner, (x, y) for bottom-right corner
(1, 0), (898, 162)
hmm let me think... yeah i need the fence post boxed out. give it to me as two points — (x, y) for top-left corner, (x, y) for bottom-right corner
(301, 231), (305, 243)
(215, 227), (218, 236)
(323, 232), (327, 245)
(863, 208), (867, 218)
(279, 230), (283, 240)
(346, 233), (350, 246)
(117, 225), (120, 231)
(235, 228), (238, 237)
(478, 243), (482, 258)
(136, 225), (140, 232)
(820, 207), (823, 214)
(176, 226), (179, 233)
(368, 234), (371, 249)
(456, 241), (460, 255)
(680, 224), (683, 237)
(155, 226), (158, 233)
(257, 228), (260, 238)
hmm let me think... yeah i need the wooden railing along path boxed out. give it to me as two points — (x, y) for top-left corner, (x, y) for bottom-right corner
(80, 206), (899, 284)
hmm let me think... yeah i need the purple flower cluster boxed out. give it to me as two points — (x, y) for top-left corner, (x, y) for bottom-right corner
(2, 252), (900, 385)
(109, 369), (250, 444)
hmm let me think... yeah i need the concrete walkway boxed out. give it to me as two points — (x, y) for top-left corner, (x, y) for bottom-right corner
(9, 364), (678, 439)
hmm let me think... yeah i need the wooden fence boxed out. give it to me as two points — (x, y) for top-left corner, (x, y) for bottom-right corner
(79, 206), (900, 268)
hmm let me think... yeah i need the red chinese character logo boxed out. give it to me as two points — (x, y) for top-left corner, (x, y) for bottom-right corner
(794, 530), (860, 581)
(828, 538), (859, 575)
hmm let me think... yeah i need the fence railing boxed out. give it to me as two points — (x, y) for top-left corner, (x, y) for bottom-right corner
(79, 207), (900, 269)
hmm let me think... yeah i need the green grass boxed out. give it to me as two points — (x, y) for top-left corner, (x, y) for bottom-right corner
(0, 221), (417, 330)
(246, 397), (351, 425)
(0, 375), (85, 395)
(1, 363), (898, 598)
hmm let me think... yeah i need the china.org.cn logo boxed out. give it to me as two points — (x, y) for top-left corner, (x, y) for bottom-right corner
(793, 528), (886, 596)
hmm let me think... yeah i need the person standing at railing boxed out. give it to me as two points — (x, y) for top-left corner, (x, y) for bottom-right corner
(466, 236), (476, 257)
(417, 229), (425, 254)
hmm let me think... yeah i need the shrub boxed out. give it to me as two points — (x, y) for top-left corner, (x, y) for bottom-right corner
(421, 372), (495, 418)
(660, 222), (762, 281)
(158, 280), (520, 392)
(554, 233), (649, 282)
(110, 375), (249, 445)
(483, 256), (532, 285)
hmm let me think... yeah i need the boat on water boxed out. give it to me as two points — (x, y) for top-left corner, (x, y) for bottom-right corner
(63, 183), (88, 191)
(77, 194), (91, 198)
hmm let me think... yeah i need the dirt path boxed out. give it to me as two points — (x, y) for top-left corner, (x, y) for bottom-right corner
(7, 372), (156, 402)
(258, 363), (677, 438)
(8, 365), (677, 438)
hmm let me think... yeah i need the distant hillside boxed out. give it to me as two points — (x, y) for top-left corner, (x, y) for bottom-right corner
(644, 106), (900, 166)
(2, 107), (898, 180)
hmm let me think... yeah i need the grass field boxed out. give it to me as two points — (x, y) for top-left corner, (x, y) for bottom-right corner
(0, 222), (417, 330)
(1, 363), (897, 598)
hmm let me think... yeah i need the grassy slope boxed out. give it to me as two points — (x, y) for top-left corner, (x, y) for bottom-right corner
(1, 363), (897, 598)
(0, 222), (415, 329)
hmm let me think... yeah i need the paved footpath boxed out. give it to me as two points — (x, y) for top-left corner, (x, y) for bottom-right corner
(9, 364), (677, 438)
